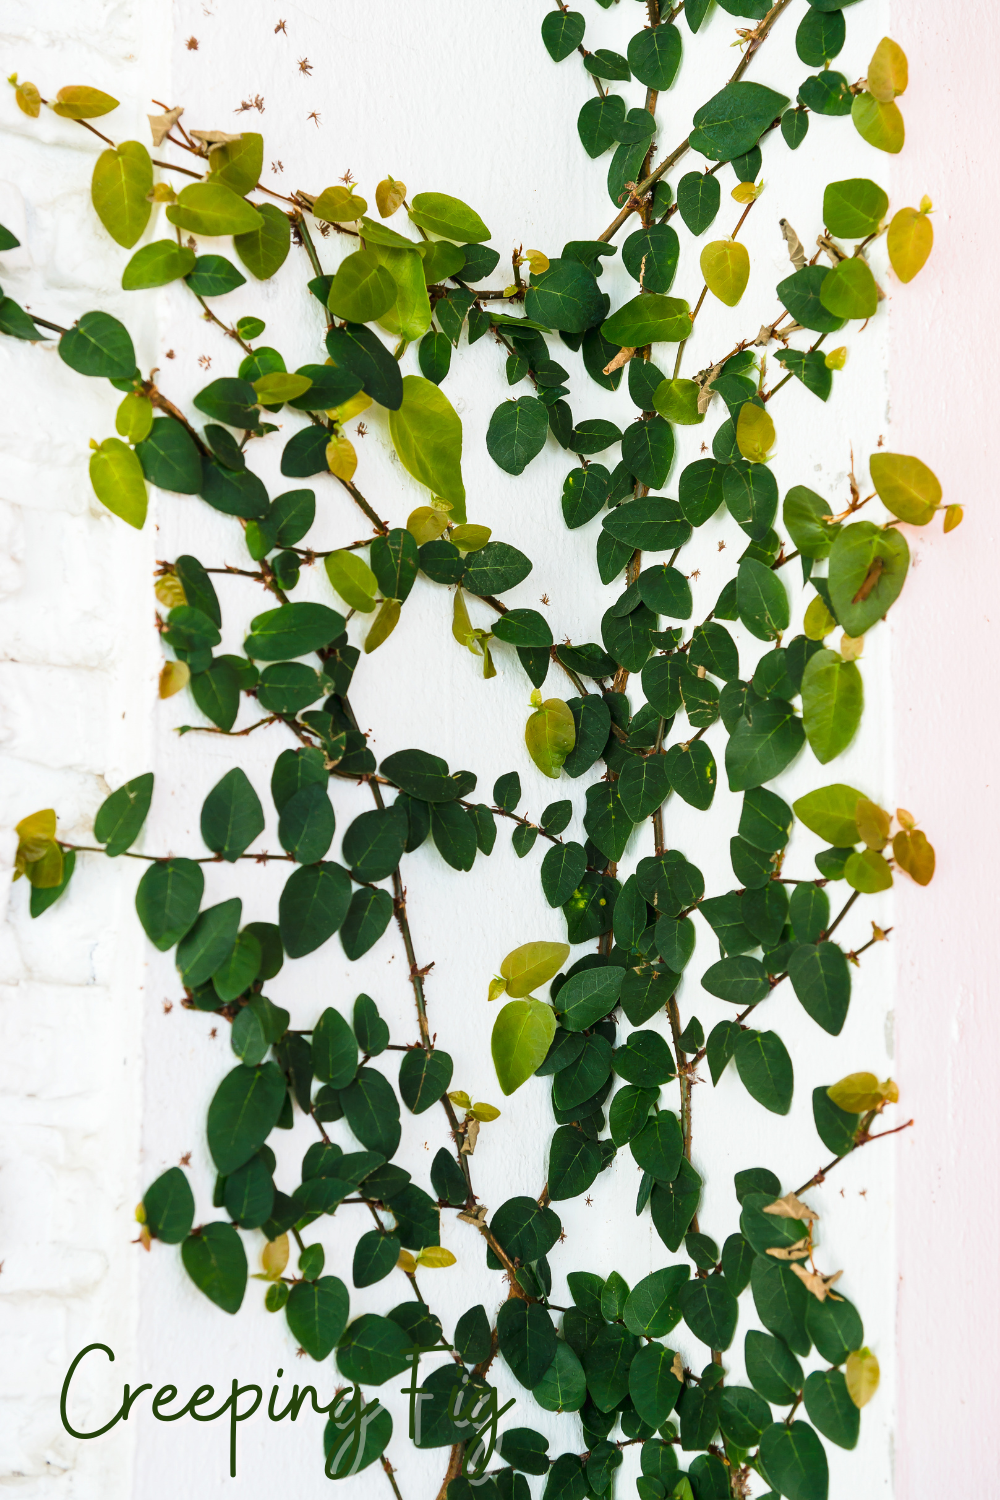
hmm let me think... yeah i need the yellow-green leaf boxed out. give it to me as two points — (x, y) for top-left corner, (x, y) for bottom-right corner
(326, 435), (357, 482)
(326, 249), (398, 323)
(700, 240), (750, 307)
(91, 142), (152, 248)
(852, 93), (905, 154)
(327, 391), (372, 426)
(828, 1072), (897, 1112)
(855, 797), (890, 849)
(892, 828), (935, 885)
(470, 1102), (501, 1122)
(25, 840), (64, 888)
(14, 809), (57, 875)
(252, 372), (313, 406)
(408, 192), (490, 243)
(115, 393), (153, 445)
(448, 1089), (472, 1109)
(867, 37), (907, 101)
(491, 998), (557, 1096)
(453, 587), (474, 648)
(887, 206), (933, 283)
(364, 598), (401, 654)
(869, 451), (941, 526)
(819, 257), (878, 320)
(415, 1245), (456, 1268)
(159, 660), (190, 697)
(312, 185), (368, 222)
(824, 346), (847, 371)
(803, 594), (836, 640)
(845, 1348), (880, 1409)
(52, 85), (119, 119)
(653, 378), (704, 425)
(499, 940), (570, 999)
(943, 504), (963, 532)
(375, 176), (406, 219)
(15, 80), (41, 117)
(89, 437), (148, 529)
(367, 244), (432, 341)
(451, 524), (491, 552)
(206, 133), (263, 196)
(155, 574), (186, 609)
(406, 506), (451, 546)
(166, 182), (264, 237)
(325, 550), (378, 613)
(260, 1233), (289, 1280)
(388, 375), (466, 518)
(736, 403), (775, 464)
(525, 694), (576, 778)
(844, 847), (893, 893)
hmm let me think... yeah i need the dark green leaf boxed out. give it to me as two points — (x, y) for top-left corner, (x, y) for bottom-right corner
(498, 1299), (557, 1389)
(689, 82), (789, 160)
(176, 897), (241, 986)
(399, 1049), (453, 1114)
(136, 417), (202, 493)
(788, 942), (851, 1034)
(777, 267), (846, 334)
(207, 1061), (285, 1174)
(807, 1292), (863, 1366)
(143, 1166), (195, 1243)
(615, 1030), (675, 1088)
(706, 1019), (741, 1084)
(735, 1030), (793, 1114)
(752, 1255), (811, 1356)
(341, 1066), (401, 1158)
(135, 857), (203, 951)
(200, 767), (264, 861)
(59, 310), (135, 379)
(804, 1369), (859, 1449)
(487, 397), (549, 474)
(181, 1222), (247, 1314)
(812, 1084), (859, 1157)
(278, 861), (352, 957)
(679, 1277), (738, 1350)
(244, 601), (345, 661)
(341, 887), (394, 959)
(630, 1109), (682, 1180)
(94, 772), (153, 856)
(548, 1125), (603, 1201)
(726, 698), (805, 791)
(758, 1421), (829, 1500)
(337, 1313), (410, 1385)
(745, 1329), (802, 1405)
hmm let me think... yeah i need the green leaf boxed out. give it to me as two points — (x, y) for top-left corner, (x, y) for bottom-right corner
(796, 6), (845, 64)
(737, 560), (789, 641)
(679, 1276), (738, 1350)
(823, 178), (889, 239)
(800, 650), (863, 763)
(200, 767), (264, 861)
(233, 200), (291, 279)
(498, 1300), (557, 1389)
(759, 1421), (829, 1500)
(122, 239), (195, 289)
(630, 1110), (682, 1180)
(279, 862), (352, 957)
(557, 966), (624, 1032)
(135, 417), (201, 493)
(602, 295), (691, 346)
(803, 1369), (859, 1450)
(408, 191), (489, 242)
(676, 171), (721, 236)
(812, 1084), (859, 1157)
(94, 772), (153, 856)
(399, 1049), (453, 1114)
(176, 897), (241, 987)
(487, 396), (549, 475)
(735, 1030), (793, 1114)
(578, 94), (626, 157)
(827, 520), (909, 635)
(430, 801), (478, 870)
(323, 247), (395, 321)
(211, 929), (262, 1002)
(541, 7), (586, 60)
(726, 698), (805, 791)
(492, 999), (557, 1095)
(541, 842), (588, 908)
(337, 1313), (411, 1385)
(548, 1125), (603, 1201)
(869, 451), (941, 526)
(181, 1222), (247, 1314)
(852, 91), (905, 153)
(312, 1007), (359, 1089)
(584, 781), (633, 862)
(623, 1266), (688, 1338)
(664, 740), (716, 811)
(185, 254), (247, 297)
(583, 1323), (640, 1411)
(627, 1343), (682, 1428)
(59, 311), (135, 380)
(752, 1256), (811, 1355)
(807, 1292), (863, 1366)
(746, 1329), (802, 1405)
(690, 82), (789, 159)
(342, 806), (407, 881)
(207, 1061), (285, 1174)
(284, 1276), (350, 1361)
(532, 1341), (587, 1414)
(792, 784), (863, 845)
(628, 22), (682, 88)
(92, 141), (152, 248)
(354, 994), (390, 1056)
(783, 485), (839, 559)
(143, 1166), (195, 1243)
(777, 267), (845, 334)
(135, 858), (203, 951)
(525, 259), (606, 334)
(243, 601), (344, 661)
(650, 1159), (701, 1250)
(352, 1230), (399, 1288)
(341, 1066), (401, 1157)
(702, 956), (770, 1006)
(341, 887), (394, 959)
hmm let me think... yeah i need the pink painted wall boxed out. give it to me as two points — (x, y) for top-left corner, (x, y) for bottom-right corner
(893, 3), (1000, 1490)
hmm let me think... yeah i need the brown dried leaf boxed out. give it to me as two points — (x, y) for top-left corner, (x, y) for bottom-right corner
(817, 233), (848, 266)
(695, 362), (722, 415)
(460, 1118), (481, 1155)
(603, 345), (636, 375)
(190, 128), (242, 149)
(766, 1238), (812, 1260)
(779, 218), (806, 271)
(671, 1352), (684, 1382)
(790, 1264), (843, 1301)
(762, 1192), (819, 1224)
(457, 1204), (488, 1227)
(147, 106), (184, 146)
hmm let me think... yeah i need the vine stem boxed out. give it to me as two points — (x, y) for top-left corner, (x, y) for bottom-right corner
(596, 0), (796, 243)
(793, 1118), (914, 1196)
(381, 1457), (406, 1500)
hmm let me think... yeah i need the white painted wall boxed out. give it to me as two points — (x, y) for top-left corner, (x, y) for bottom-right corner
(1, 2), (906, 1497)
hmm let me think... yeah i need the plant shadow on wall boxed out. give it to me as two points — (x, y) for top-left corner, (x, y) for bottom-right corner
(4, 3), (946, 1497)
